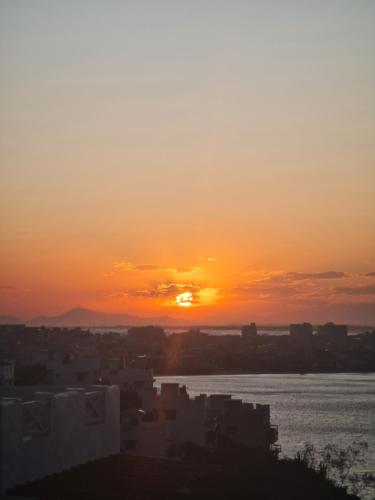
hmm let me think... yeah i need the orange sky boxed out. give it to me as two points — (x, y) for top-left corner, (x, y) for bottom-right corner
(1, 2), (375, 324)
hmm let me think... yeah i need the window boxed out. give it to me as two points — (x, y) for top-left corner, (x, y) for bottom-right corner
(124, 439), (137, 450)
(142, 410), (159, 422)
(164, 409), (177, 420)
(76, 371), (88, 382)
(226, 425), (237, 435)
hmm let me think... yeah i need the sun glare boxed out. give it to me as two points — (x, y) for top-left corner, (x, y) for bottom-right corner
(175, 292), (193, 307)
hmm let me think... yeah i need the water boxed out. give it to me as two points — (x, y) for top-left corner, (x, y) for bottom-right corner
(90, 326), (371, 336)
(155, 373), (375, 497)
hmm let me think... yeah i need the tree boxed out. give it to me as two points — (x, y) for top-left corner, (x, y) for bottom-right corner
(295, 442), (375, 497)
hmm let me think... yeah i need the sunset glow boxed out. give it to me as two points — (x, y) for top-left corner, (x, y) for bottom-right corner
(0, 2), (374, 325)
(176, 292), (194, 308)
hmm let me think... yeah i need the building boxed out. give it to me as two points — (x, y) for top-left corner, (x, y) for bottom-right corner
(28, 349), (101, 385)
(241, 323), (258, 338)
(120, 383), (279, 458)
(120, 383), (206, 457)
(101, 357), (157, 411)
(0, 384), (120, 493)
(317, 322), (348, 340)
(0, 358), (15, 385)
(127, 326), (166, 343)
(206, 394), (278, 452)
(289, 323), (313, 339)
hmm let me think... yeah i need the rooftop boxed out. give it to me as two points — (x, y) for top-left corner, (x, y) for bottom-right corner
(8, 454), (221, 500)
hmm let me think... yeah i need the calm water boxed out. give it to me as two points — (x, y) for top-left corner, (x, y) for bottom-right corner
(91, 326), (371, 336)
(156, 373), (375, 495)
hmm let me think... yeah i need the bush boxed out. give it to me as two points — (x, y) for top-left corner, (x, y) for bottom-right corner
(295, 442), (375, 497)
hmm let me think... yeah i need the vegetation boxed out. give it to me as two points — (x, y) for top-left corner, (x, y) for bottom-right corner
(177, 440), (359, 499)
(294, 442), (375, 498)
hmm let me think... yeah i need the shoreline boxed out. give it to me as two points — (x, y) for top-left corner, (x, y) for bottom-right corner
(155, 370), (375, 377)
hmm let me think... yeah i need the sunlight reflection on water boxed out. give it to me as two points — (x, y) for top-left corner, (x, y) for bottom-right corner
(156, 372), (375, 496)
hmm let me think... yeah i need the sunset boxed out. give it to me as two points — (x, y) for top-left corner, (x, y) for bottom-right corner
(1, 1), (374, 325)
(1, 2), (375, 499)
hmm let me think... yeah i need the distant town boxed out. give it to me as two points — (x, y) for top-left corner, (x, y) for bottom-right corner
(2, 321), (372, 498)
(1, 322), (374, 387)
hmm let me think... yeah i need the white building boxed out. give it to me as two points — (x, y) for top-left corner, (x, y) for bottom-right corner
(120, 383), (206, 457)
(206, 394), (278, 451)
(101, 358), (157, 411)
(0, 384), (120, 493)
(27, 349), (101, 385)
(120, 383), (279, 458)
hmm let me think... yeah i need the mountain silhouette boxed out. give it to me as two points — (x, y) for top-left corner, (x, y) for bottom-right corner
(0, 315), (22, 325)
(26, 307), (178, 327)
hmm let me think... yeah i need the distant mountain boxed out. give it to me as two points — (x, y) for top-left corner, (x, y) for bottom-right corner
(0, 315), (22, 325)
(26, 307), (179, 327)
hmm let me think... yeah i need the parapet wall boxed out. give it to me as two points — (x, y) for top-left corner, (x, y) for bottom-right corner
(0, 385), (120, 493)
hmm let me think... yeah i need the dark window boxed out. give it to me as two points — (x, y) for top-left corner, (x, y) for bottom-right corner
(142, 409), (159, 422)
(226, 425), (237, 434)
(164, 409), (177, 420)
(76, 371), (88, 382)
(124, 439), (137, 450)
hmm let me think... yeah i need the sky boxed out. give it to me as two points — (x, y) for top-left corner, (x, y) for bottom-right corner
(1, 1), (375, 324)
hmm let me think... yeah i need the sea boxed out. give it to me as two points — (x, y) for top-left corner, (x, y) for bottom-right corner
(91, 326), (372, 336)
(155, 373), (375, 498)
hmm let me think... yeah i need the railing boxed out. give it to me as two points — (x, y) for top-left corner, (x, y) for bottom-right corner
(85, 391), (105, 425)
(269, 424), (279, 444)
(23, 401), (50, 437)
(271, 444), (282, 454)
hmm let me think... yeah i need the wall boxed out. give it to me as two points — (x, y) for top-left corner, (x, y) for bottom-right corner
(0, 385), (120, 493)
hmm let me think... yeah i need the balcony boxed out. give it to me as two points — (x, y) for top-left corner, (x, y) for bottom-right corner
(268, 424), (278, 444)
(270, 444), (282, 455)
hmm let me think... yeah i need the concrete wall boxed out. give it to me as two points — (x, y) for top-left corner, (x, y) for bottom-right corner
(0, 385), (120, 493)
(101, 366), (157, 410)
(206, 395), (274, 451)
(120, 383), (207, 457)
(24, 350), (101, 385)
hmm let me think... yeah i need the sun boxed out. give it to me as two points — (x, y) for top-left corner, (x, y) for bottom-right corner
(175, 291), (193, 307)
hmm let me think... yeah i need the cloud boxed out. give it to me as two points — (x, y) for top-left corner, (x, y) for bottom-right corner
(0, 285), (17, 291)
(239, 270), (346, 285)
(113, 261), (202, 274)
(238, 270), (283, 280)
(196, 287), (220, 305)
(232, 283), (299, 298)
(231, 270), (348, 301)
(0, 284), (30, 293)
(198, 257), (219, 263)
(334, 285), (375, 296)
(125, 282), (201, 299)
(108, 291), (128, 300)
(363, 272), (375, 277)
(111, 282), (220, 306)
(278, 271), (346, 281)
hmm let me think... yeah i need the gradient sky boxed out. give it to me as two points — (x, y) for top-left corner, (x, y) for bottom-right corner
(1, 1), (375, 323)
